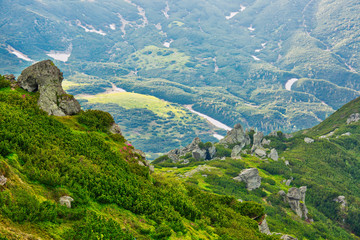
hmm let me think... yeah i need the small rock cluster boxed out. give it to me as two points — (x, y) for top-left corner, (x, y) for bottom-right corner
(346, 113), (360, 124)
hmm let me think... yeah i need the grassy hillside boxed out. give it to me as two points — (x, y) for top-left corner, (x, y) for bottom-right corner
(0, 76), (276, 239)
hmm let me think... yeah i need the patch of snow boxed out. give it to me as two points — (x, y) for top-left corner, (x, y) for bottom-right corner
(251, 55), (260, 61)
(137, 5), (148, 27)
(76, 20), (106, 36)
(6, 45), (34, 62)
(184, 105), (232, 131)
(109, 24), (116, 30)
(163, 39), (174, 48)
(213, 57), (219, 73)
(240, 5), (246, 12)
(162, 1), (170, 19)
(255, 49), (262, 53)
(155, 23), (162, 30)
(117, 13), (131, 37)
(213, 134), (224, 140)
(261, 42), (267, 48)
(46, 44), (73, 62)
(226, 12), (239, 20)
(285, 78), (299, 91)
(248, 25), (255, 32)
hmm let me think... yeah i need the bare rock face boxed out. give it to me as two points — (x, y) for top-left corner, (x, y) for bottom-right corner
(347, 113), (360, 124)
(268, 148), (279, 161)
(258, 215), (271, 235)
(233, 168), (261, 190)
(220, 123), (250, 146)
(59, 196), (74, 208)
(17, 60), (81, 116)
(280, 186), (309, 219)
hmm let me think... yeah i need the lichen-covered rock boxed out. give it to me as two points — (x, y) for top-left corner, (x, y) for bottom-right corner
(17, 60), (81, 116)
(59, 196), (74, 208)
(255, 148), (267, 158)
(192, 148), (207, 160)
(268, 148), (279, 161)
(0, 175), (7, 186)
(220, 123), (250, 146)
(109, 123), (122, 135)
(284, 186), (309, 219)
(347, 113), (360, 124)
(304, 137), (314, 143)
(258, 215), (271, 235)
(231, 145), (243, 159)
(233, 168), (261, 190)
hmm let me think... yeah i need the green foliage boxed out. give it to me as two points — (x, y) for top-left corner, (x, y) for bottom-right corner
(214, 144), (232, 158)
(78, 109), (114, 132)
(198, 141), (212, 150)
(0, 76), (10, 89)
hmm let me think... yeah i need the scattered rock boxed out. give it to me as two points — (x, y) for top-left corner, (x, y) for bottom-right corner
(334, 196), (347, 211)
(268, 148), (279, 161)
(281, 186), (309, 219)
(4, 74), (16, 83)
(258, 215), (271, 235)
(231, 145), (243, 159)
(109, 123), (122, 135)
(220, 123), (250, 146)
(17, 60), (81, 116)
(233, 168), (261, 190)
(0, 175), (7, 186)
(281, 235), (298, 240)
(255, 148), (267, 158)
(304, 137), (314, 143)
(347, 113), (360, 124)
(59, 196), (74, 208)
(319, 130), (336, 139)
(262, 138), (271, 146)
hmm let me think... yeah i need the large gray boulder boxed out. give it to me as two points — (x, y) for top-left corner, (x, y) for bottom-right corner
(192, 148), (207, 160)
(252, 131), (264, 148)
(280, 186), (309, 219)
(17, 60), (81, 116)
(268, 148), (279, 161)
(254, 148), (267, 158)
(220, 123), (250, 146)
(233, 168), (261, 190)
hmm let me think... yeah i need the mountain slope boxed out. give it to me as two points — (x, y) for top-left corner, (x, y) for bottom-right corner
(0, 74), (275, 239)
(1, 0), (360, 157)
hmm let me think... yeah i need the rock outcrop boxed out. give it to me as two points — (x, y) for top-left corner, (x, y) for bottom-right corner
(258, 215), (271, 235)
(231, 145), (243, 159)
(59, 196), (74, 208)
(304, 137), (314, 143)
(233, 168), (261, 190)
(268, 148), (278, 161)
(0, 175), (7, 186)
(220, 123), (250, 147)
(334, 195), (347, 211)
(167, 137), (216, 162)
(279, 186), (309, 219)
(347, 113), (360, 124)
(252, 132), (264, 148)
(109, 123), (122, 135)
(17, 60), (81, 116)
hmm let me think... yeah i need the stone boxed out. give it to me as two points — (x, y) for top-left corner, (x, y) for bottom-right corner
(4, 74), (16, 82)
(109, 123), (122, 135)
(255, 148), (267, 158)
(138, 161), (145, 167)
(347, 113), (360, 124)
(285, 160), (290, 166)
(304, 137), (314, 143)
(285, 186), (308, 219)
(253, 132), (264, 148)
(0, 175), (7, 186)
(334, 196), (346, 211)
(192, 148), (207, 160)
(208, 145), (216, 159)
(281, 235), (298, 240)
(233, 168), (261, 190)
(220, 123), (250, 146)
(231, 145), (243, 159)
(59, 196), (74, 208)
(262, 138), (271, 146)
(284, 133), (293, 139)
(341, 132), (351, 137)
(134, 149), (146, 160)
(258, 216), (271, 235)
(268, 131), (278, 137)
(17, 60), (81, 116)
(149, 165), (155, 173)
(268, 148), (279, 161)
(285, 179), (292, 186)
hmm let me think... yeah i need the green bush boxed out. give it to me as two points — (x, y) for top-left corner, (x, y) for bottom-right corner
(78, 110), (114, 132)
(0, 76), (10, 89)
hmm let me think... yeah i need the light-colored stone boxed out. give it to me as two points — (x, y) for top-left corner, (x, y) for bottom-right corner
(220, 123), (250, 146)
(262, 138), (271, 146)
(285, 160), (290, 166)
(18, 60), (81, 116)
(109, 123), (122, 135)
(258, 216), (271, 235)
(334, 196), (346, 211)
(268, 148), (279, 161)
(285, 179), (292, 186)
(192, 148), (207, 160)
(304, 137), (314, 143)
(0, 175), (7, 186)
(255, 148), (267, 158)
(253, 132), (264, 148)
(231, 145), (243, 159)
(285, 186), (308, 219)
(347, 113), (360, 124)
(233, 168), (261, 190)
(59, 196), (74, 208)
(281, 235), (298, 240)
